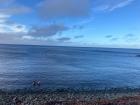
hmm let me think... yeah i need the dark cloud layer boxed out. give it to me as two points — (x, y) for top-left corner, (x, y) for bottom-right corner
(0, 0), (14, 4)
(0, 6), (31, 15)
(58, 37), (71, 42)
(28, 24), (69, 37)
(0, 0), (31, 15)
(38, 0), (91, 20)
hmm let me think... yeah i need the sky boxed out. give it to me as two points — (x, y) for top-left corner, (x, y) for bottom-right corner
(0, 0), (140, 48)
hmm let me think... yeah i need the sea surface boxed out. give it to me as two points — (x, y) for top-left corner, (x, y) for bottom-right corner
(0, 44), (140, 90)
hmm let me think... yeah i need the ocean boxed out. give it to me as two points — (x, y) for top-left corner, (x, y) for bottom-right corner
(0, 44), (140, 90)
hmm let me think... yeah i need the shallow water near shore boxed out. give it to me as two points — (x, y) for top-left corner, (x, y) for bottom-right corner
(0, 44), (140, 90)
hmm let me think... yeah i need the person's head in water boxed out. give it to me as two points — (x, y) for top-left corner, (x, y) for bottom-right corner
(32, 81), (36, 86)
(37, 81), (41, 86)
(32, 80), (41, 87)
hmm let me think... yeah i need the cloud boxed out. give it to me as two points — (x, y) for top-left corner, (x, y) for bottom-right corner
(124, 34), (138, 42)
(105, 34), (138, 43)
(58, 37), (71, 42)
(105, 35), (113, 38)
(0, 0), (137, 47)
(0, 0), (15, 4)
(0, 21), (69, 43)
(0, 0), (7, 3)
(0, 14), (10, 19)
(105, 35), (119, 41)
(125, 33), (135, 38)
(0, 20), (28, 33)
(0, 0), (31, 15)
(0, 12), (28, 43)
(0, 6), (31, 15)
(0, 1), (29, 34)
(28, 24), (69, 37)
(73, 25), (84, 30)
(74, 35), (84, 39)
(38, 0), (91, 20)
(0, 14), (11, 23)
(110, 38), (119, 41)
(37, 0), (134, 20)
(94, 0), (135, 11)
(22, 35), (34, 40)
(0, 31), (26, 44)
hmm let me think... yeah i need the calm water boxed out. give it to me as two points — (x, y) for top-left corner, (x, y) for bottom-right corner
(0, 44), (140, 89)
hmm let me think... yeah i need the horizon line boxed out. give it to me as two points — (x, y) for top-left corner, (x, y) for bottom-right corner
(0, 43), (140, 50)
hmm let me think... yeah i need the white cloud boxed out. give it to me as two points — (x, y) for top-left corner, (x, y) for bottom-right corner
(109, 0), (134, 11)
(0, 14), (10, 18)
(11, 24), (28, 33)
(22, 35), (34, 40)
(0, 11), (28, 34)
(0, 14), (11, 23)
(0, 22), (28, 33)
(94, 0), (135, 11)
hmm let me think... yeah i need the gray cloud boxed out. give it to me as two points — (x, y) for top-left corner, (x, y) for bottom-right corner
(0, 0), (31, 15)
(0, 32), (24, 44)
(74, 35), (84, 39)
(105, 35), (119, 41)
(105, 34), (137, 42)
(73, 25), (84, 30)
(0, 32), (27, 36)
(110, 38), (119, 41)
(58, 37), (71, 42)
(38, 0), (91, 20)
(0, 0), (7, 3)
(0, 0), (15, 4)
(125, 33), (135, 38)
(0, 5), (31, 15)
(124, 34), (138, 42)
(38, 0), (134, 20)
(28, 24), (69, 37)
(105, 35), (113, 38)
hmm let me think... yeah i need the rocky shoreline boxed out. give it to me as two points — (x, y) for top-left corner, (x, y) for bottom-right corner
(0, 88), (140, 105)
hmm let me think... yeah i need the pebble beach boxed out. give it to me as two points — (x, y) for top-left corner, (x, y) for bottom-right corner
(1, 88), (140, 105)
